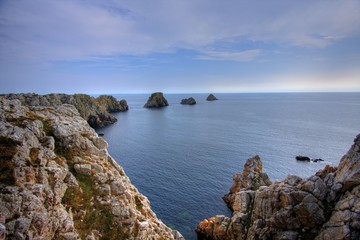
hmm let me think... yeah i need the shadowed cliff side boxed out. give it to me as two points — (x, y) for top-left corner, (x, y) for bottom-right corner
(1, 93), (128, 128)
(0, 98), (183, 240)
(196, 135), (360, 240)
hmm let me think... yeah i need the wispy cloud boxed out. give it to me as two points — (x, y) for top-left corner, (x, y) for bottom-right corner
(1, 0), (359, 63)
(198, 49), (261, 62)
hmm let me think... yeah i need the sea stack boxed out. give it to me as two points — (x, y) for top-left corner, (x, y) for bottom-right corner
(144, 92), (169, 108)
(180, 97), (196, 105)
(206, 94), (218, 101)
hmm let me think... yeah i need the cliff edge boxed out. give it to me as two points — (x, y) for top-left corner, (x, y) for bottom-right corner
(196, 135), (360, 239)
(1, 93), (128, 128)
(0, 98), (182, 240)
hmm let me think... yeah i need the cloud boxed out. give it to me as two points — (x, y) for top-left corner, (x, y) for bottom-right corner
(198, 49), (261, 62)
(0, 0), (359, 63)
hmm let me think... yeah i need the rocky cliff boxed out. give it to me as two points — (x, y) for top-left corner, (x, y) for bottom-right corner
(0, 98), (183, 240)
(196, 135), (360, 239)
(1, 93), (128, 128)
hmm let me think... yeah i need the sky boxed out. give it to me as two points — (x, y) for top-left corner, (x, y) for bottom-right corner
(1, 0), (360, 94)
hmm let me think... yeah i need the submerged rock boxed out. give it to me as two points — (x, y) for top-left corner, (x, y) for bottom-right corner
(144, 92), (169, 108)
(180, 97), (196, 105)
(0, 98), (183, 240)
(196, 134), (360, 240)
(206, 94), (218, 101)
(296, 155), (311, 161)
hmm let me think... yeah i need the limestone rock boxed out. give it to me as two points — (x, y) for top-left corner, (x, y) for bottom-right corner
(206, 94), (218, 101)
(0, 97), (183, 240)
(223, 155), (271, 210)
(144, 92), (169, 108)
(180, 97), (196, 105)
(196, 134), (360, 240)
(0, 93), (129, 128)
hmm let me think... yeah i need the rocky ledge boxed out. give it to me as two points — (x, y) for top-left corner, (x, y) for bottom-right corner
(144, 92), (169, 108)
(196, 135), (360, 239)
(0, 98), (183, 240)
(1, 93), (128, 128)
(180, 97), (196, 105)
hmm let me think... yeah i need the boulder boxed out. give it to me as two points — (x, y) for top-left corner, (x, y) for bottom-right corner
(206, 94), (218, 101)
(180, 97), (196, 105)
(144, 92), (169, 108)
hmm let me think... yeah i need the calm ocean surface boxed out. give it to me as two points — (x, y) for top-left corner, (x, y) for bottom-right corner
(96, 93), (360, 239)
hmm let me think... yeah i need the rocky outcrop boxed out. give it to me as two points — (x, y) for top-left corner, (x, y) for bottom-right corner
(144, 92), (169, 108)
(206, 94), (218, 101)
(0, 98), (183, 240)
(223, 155), (271, 210)
(196, 135), (360, 240)
(180, 97), (196, 105)
(1, 93), (128, 128)
(95, 95), (128, 112)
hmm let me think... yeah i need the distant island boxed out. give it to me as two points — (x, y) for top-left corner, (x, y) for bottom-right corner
(206, 94), (218, 101)
(181, 97), (196, 105)
(144, 92), (169, 108)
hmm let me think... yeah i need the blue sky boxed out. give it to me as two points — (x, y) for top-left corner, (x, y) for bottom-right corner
(1, 0), (360, 94)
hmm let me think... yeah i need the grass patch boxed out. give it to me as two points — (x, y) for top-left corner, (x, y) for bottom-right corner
(62, 173), (130, 239)
(41, 119), (53, 136)
(135, 195), (143, 211)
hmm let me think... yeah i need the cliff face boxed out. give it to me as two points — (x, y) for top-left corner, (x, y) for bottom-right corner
(196, 135), (360, 240)
(1, 93), (128, 128)
(0, 98), (182, 240)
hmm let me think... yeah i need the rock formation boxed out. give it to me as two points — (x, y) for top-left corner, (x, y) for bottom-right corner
(196, 135), (360, 239)
(0, 98), (183, 240)
(206, 94), (218, 101)
(143, 92), (169, 108)
(180, 97), (196, 105)
(1, 93), (128, 128)
(95, 95), (128, 112)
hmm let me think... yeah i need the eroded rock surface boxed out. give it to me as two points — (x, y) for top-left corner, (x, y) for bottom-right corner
(196, 135), (360, 240)
(0, 98), (183, 240)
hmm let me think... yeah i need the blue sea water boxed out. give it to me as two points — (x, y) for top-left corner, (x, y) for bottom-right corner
(96, 93), (360, 239)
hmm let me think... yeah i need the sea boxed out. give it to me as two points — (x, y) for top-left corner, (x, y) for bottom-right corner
(95, 93), (360, 239)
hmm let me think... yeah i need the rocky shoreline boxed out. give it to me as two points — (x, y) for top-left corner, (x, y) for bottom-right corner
(1, 93), (128, 129)
(196, 135), (360, 239)
(0, 97), (183, 240)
